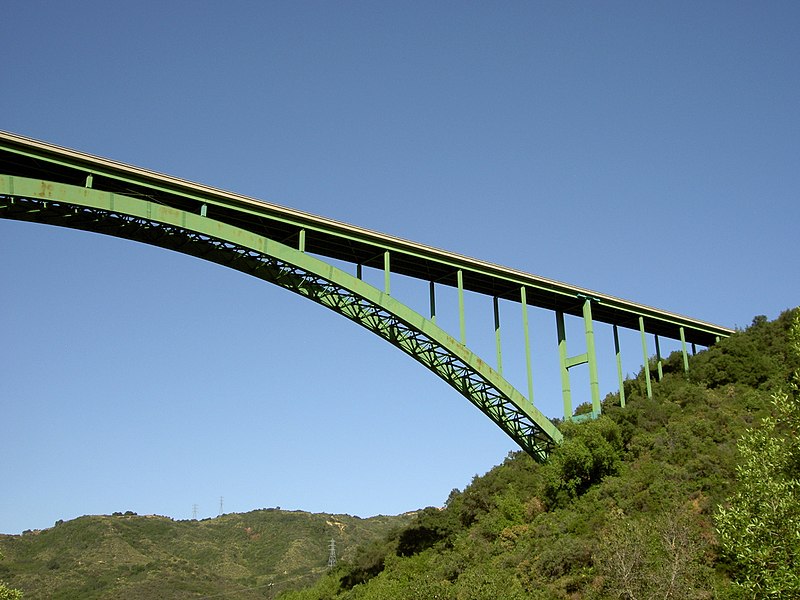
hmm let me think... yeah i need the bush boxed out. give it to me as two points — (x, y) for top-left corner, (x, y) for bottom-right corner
(715, 310), (800, 598)
(396, 507), (459, 557)
(542, 416), (623, 507)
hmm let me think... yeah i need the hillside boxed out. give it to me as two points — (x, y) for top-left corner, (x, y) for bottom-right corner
(0, 509), (412, 599)
(2, 309), (797, 599)
(278, 309), (800, 599)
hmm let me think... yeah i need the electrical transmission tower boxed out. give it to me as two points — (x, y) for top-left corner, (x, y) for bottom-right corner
(192, 504), (198, 520)
(327, 539), (337, 569)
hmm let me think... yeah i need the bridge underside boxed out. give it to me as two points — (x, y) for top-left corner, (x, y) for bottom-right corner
(0, 131), (729, 348)
(0, 131), (735, 461)
(0, 177), (562, 460)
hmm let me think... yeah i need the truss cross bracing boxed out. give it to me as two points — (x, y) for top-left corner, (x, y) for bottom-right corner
(0, 131), (733, 460)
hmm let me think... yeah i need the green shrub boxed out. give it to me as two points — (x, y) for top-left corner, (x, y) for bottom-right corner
(542, 416), (623, 507)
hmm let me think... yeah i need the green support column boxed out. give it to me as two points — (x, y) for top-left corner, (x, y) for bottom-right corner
(692, 343), (697, 356)
(493, 296), (503, 375)
(384, 251), (391, 295)
(556, 311), (572, 419)
(85, 174), (93, 188)
(298, 229), (306, 253)
(200, 204), (208, 217)
(655, 334), (663, 381)
(356, 263), (362, 280)
(639, 316), (653, 399)
(429, 281), (437, 324)
(679, 326), (689, 374)
(521, 287), (534, 404)
(582, 298), (601, 415)
(458, 270), (466, 344)
(556, 303), (601, 419)
(613, 324), (626, 408)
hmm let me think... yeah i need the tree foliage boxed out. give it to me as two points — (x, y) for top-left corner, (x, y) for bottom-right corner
(595, 506), (711, 600)
(541, 415), (623, 507)
(0, 553), (22, 600)
(7, 310), (800, 600)
(715, 311), (800, 598)
(0, 510), (409, 600)
(0, 585), (23, 600)
(283, 311), (799, 600)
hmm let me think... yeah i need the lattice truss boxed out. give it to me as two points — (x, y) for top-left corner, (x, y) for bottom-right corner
(0, 195), (556, 461)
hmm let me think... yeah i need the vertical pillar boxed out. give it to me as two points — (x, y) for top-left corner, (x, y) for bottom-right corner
(655, 335), (663, 381)
(582, 299), (601, 415)
(521, 287), (534, 404)
(613, 324), (626, 408)
(692, 343), (697, 356)
(429, 281), (437, 324)
(493, 296), (503, 375)
(85, 174), (93, 188)
(679, 327), (689, 374)
(457, 270), (466, 344)
(200, 204), (208, 217)
(298, 229), (306, 252)
(556, 311), (572, 419)
(356, 263), (363, 280)
(384, 251), (391, 295)
(639, 316), (653, 399)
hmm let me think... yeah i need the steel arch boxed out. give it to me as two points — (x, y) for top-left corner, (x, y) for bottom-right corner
(0, 175), (563, 460)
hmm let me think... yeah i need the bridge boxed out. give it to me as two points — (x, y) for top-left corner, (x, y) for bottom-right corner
(0, 131), (734, 461)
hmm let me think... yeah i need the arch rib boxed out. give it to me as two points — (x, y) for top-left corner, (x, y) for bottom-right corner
(0, 176), (563, 460)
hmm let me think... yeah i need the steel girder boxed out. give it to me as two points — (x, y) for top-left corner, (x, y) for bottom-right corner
(0, 175), (563, 460)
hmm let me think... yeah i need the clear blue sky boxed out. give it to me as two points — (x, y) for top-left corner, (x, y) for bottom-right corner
(1, 1), (798, 535)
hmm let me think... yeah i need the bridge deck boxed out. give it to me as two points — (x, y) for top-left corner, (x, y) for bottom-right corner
(0, 130), (732, 346)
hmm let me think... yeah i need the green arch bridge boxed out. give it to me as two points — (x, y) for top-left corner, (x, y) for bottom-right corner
(0, 131), (733, 461)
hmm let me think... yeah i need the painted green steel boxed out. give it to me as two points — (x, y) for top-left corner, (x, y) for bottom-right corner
(521, 287), (535, 406)
(582, 299), (601, 416)
(556, 304), (600, 419)
(556, 308), (600, 420)
(429, 281), (437, 323)
(0, 175), (562, 459)
(565, 353), (589, 369)
(384, 251), (391, 295)
(493, 296), (503, 376)
(680, 327), (689, 374)
(655, 335), (663, 381)
(640, 316), (654, 400)
(0, 131), (733, 348)
(0, 131), (742, 462)
(613, 325), (626, 408)
(556, 311), (572, 419)
(457, 269), (466, 344)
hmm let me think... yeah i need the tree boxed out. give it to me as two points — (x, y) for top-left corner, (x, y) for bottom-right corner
(396, 507), (459, 557)
(542, 415), (623, 507)
(0, 552), (22, 600)
(0, 583), (22, 600)
(594, 506), (711, 600)
(0, 585), (23, 600)
(715, 311), (800, 597)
